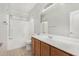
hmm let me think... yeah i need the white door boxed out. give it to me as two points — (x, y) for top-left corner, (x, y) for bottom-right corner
(70, 10), (79, 38)
(7, 16), (29, 50)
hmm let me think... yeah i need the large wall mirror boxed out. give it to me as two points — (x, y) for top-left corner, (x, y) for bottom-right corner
(40, 3), (79, 39)
(40, 3), (54, 34)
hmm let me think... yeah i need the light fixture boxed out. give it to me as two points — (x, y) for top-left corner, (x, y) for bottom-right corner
(42, 3), (56, 13)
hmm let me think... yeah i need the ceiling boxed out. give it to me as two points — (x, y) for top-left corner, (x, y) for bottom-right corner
(9, 3), (37, 17)
(0, 3), (37, 17)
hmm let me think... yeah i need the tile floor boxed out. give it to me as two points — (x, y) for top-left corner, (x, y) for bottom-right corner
(0, 47), (32, 56)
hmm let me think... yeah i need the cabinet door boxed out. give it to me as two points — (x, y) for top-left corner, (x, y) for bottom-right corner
(51, 46), (71, 56)
(32, 37), (41, 56)
(41, 42), (50, 56)
(32, 37), (35, 55)
(35, 39), (41, 56)
(50, 46), (54, 56)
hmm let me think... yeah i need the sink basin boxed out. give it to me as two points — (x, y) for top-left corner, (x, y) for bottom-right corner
(38, 34), (49, 39)
(47, 35), (79, 45)
(37, 33), (79, 45)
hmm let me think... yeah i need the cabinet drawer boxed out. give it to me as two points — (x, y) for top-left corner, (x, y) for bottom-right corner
(35, 39), (41, 56)
(32, 37), (35, 55)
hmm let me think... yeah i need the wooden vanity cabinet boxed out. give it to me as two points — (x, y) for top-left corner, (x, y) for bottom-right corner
(32, 37), (73, 56)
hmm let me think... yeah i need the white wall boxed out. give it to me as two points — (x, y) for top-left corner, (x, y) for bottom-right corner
(0, 14), (9, 50)
(28, 3), (47, 34)
(0, 4), (9, 50)
(42, 3), (79, 37)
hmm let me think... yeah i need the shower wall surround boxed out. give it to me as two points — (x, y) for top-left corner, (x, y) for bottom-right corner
(0, 4), (9, 50)
(0, 14), (30, 50)
(0, 4), (33, 50)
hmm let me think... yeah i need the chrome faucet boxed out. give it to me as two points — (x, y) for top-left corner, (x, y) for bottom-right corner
(48, 35), (52, 39)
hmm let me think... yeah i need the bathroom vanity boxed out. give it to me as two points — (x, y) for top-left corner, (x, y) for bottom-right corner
(32, 34), (74, 56)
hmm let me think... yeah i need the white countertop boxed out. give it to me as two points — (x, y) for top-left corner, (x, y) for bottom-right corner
(32, 34), (79, 56)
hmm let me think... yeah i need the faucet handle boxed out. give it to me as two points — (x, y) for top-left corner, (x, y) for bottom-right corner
(48, 36), (52, 39)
